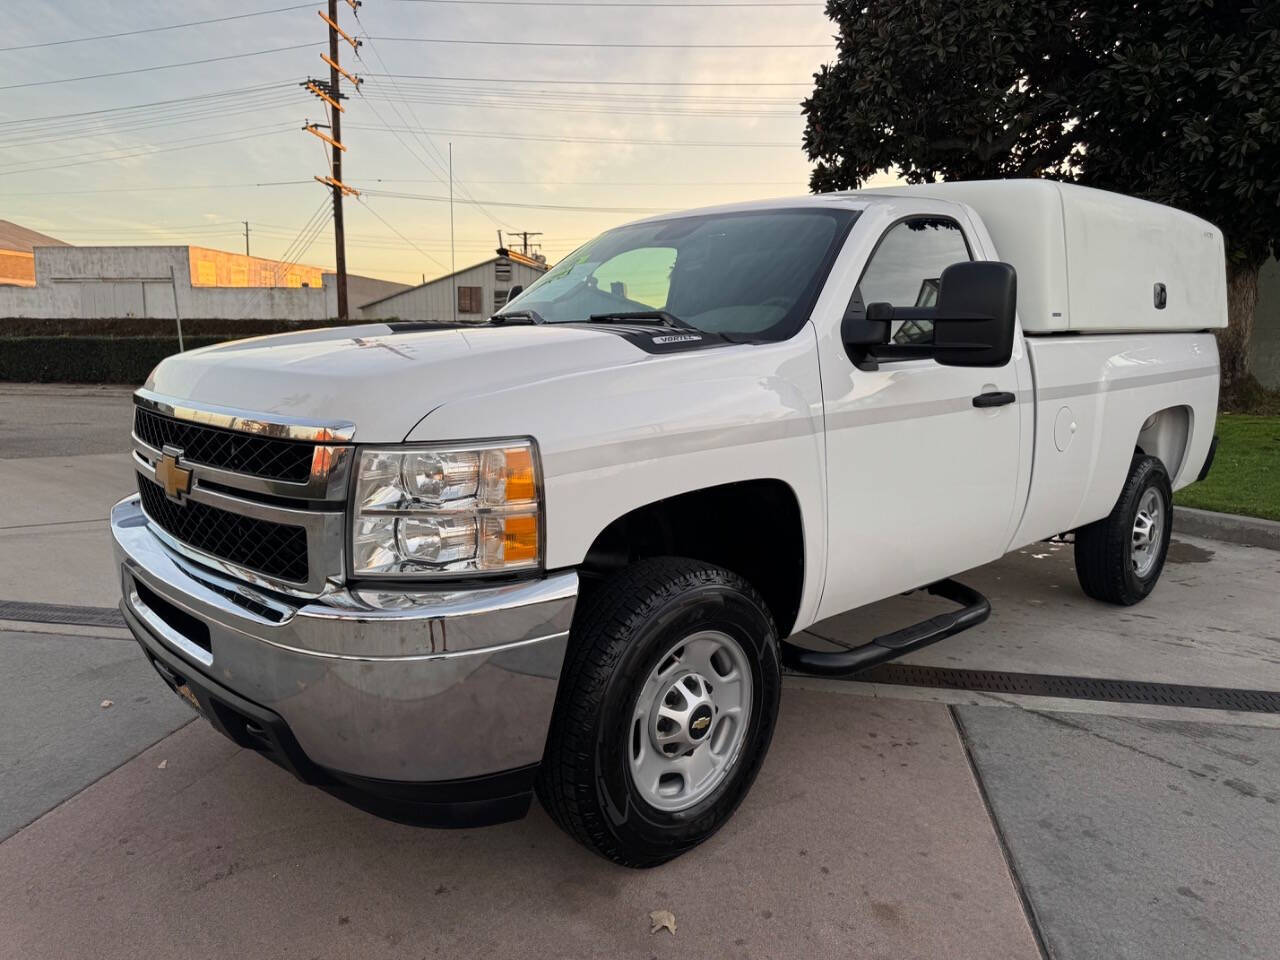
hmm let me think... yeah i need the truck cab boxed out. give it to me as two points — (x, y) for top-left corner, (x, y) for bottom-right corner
(111, 180), (1224, 866)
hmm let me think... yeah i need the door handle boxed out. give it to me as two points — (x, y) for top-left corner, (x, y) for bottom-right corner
(972, 391), (1016, 409)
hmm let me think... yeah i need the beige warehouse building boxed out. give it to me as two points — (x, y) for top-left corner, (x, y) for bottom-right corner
(359, 249), (548, 323)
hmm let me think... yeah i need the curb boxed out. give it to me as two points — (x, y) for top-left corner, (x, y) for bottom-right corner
(1174, 506), (1280, 552)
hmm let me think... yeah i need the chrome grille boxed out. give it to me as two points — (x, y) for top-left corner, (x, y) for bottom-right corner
(131, 389), (354, 596)
(137, 473), (309, 583)
(134, 407), (314, 483)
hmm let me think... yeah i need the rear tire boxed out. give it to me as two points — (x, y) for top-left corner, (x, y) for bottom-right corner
(536, 557), (781, 867)
(1074, 454), (1173, 605)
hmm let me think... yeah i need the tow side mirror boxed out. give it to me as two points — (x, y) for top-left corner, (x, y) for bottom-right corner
(840, 292), (890, 368)
(931, 261), (1017, 367)
(841, 300), (890, 350)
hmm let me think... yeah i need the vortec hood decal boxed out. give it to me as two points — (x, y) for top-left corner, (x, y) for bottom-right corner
(561, 322), (735, 355)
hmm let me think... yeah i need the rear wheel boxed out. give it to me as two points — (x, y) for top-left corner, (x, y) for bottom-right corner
(1074, 454), (1173, 605)
(536, 557), (781, 867)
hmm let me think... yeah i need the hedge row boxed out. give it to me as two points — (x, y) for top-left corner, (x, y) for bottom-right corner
(0, 319), (462, 383)
(0, 336), (232, 384)
(0, 317), (353, 337)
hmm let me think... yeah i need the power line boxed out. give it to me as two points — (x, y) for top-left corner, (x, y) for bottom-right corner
(394, 0), (821, 5)
(364, 35), (832, 48)
(0, 82), (296, 128)
(0, 122), (292, 172)
(363, 79), (798, 101)
(350, 24), (514, 230)
(0, 181), (312, 197)
(234, 196), (332, 320)
(0, 177), (797, 198)
(356, 87), (799, 120)
(0, 42), (321, 91)
(0, 127), (294, 177)
(348, 122), (796, 147)
(4, 94), (305, 149)
(0, 4), (315, 52)
(361, 81), (800, 103)
(357, 196), (449, 270)
(360, 186), (669, 213)
(366, 71), (811, 86)
(366, 177), (802, 186)
(54, 220), (276, 234)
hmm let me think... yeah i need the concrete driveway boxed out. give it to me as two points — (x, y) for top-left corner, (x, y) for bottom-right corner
(2, 384), (1278, 960)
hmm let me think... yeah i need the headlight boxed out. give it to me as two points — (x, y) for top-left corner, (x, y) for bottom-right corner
(351, 440), (542, 578)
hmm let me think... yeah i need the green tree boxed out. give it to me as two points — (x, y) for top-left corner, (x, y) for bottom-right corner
(803, 1), (1280, 392)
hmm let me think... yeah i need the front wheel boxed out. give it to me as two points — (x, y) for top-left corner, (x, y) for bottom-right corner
(536, 557), (781, 867)
(1074, 454), (1174, 605)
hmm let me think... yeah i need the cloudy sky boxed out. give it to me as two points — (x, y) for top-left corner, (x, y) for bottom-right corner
(0, 0), (897, 284)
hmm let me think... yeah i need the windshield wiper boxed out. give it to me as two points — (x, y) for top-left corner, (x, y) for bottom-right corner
(586, 310), (698, 331)
(489, 309), (545, 325)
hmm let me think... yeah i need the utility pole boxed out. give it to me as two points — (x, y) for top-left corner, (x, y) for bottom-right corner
(511, 231), (543, 256)
(305, 0), (361, 321)
(243, 221), (251, 257)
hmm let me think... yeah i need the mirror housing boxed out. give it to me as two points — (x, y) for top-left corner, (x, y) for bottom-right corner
(840, 289), (890, 368)
(507, 284), (525, 302)
(840, 298), (890, 353)
(844, 261), (1017, 369)
(931, 261), (1017, 367)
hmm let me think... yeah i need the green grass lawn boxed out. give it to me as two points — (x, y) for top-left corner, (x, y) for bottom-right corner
(1175, 414), (1280, 522)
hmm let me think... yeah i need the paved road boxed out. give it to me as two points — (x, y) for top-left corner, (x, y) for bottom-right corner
(958, 706), (1280, 960)
(0, 383), (135, 458)
(3, 384), (1279, 959)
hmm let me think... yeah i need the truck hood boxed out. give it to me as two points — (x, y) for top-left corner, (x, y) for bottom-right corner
(146, 323), (646, 441)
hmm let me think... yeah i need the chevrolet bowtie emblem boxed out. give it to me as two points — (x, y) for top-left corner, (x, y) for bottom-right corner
(155, 448), (193, 503)
(691, 715), (711, 732)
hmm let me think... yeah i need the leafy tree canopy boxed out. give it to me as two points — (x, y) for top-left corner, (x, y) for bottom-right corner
(803, 0), (1280, 270)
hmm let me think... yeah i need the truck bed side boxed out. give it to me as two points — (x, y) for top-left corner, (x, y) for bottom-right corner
(1010, 332), (1219, 549)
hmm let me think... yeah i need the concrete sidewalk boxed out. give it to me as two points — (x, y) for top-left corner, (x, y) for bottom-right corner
(0, 693), (1040, 960)
(0, 385), (136, 608)
(806, 535), (1280, 690)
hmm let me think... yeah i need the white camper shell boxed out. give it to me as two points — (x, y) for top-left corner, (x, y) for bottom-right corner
(874, 180), (1228, 334)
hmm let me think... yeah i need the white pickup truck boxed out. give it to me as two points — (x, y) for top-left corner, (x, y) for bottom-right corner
(111, 180), (1224, 866)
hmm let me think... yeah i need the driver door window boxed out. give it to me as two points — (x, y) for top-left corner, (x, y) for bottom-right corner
(855, 217), (971, 345)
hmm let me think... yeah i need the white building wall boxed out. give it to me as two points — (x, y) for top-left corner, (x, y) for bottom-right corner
(358, 259), (547, 322)
(1, 246), (343, 321)
(0, 245), (523, 323)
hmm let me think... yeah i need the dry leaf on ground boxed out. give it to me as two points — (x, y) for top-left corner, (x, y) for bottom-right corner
(157, 760), (168, 770)
(648, 910), (676, 935)
(100, 699), (113, 708)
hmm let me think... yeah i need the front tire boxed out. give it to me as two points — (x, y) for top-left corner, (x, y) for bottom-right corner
(536, 557), (781, 867)
(1074, 454), (1173, 605)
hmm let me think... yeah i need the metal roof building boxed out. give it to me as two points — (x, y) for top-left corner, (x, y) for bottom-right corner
(359, 249), (549, 322)
(0, 220), (70, 287)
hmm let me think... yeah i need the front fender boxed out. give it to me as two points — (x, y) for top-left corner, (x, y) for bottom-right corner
(406, 326), (829, 631)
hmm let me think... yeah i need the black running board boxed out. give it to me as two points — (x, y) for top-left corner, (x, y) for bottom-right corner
(780, 579), (991, 677)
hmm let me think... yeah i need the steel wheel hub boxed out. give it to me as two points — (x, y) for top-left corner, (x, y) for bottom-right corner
(1131, 486), (1165, 578)
(629, 630), (752, 813)
(651, 672), (717, 757)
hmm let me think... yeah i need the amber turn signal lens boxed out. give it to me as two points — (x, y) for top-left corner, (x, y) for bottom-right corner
(501, 514), (539, 563)
(503, 446), (537, 502)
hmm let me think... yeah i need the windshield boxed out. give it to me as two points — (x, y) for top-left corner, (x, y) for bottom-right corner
(496, 208), (856, 340)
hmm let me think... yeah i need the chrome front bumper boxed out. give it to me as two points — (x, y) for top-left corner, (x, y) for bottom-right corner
(110, 495), (576, 785)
